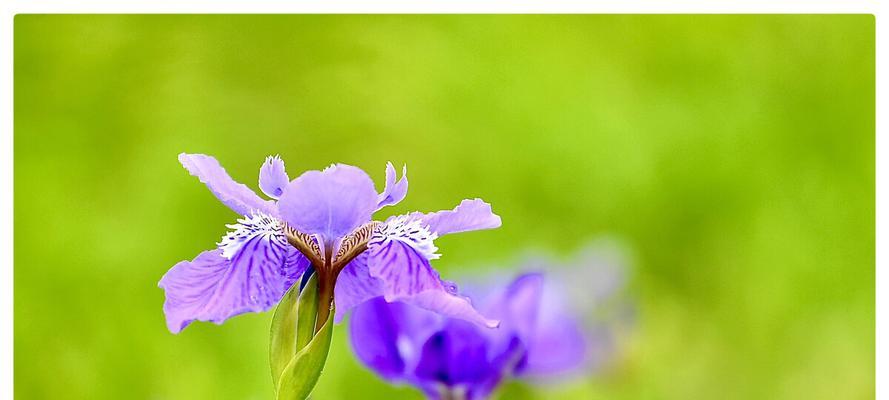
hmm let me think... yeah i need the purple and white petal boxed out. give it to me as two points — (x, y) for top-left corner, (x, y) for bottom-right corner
(413, 199), (501, 236)
(178, 153), (277, 217)
(258, 155), (290, 200)
(333, 252), (384, 323)
(277, 164), (378, 240)
(217, 212), (285, 258)
(377, 162), (408, 210)
(367, 216), (441, 299)
(159, 220), (305, 333)
(367, 215), (497, 328)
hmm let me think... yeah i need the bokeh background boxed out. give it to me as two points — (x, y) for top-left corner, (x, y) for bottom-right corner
(14, 15), (874, 399)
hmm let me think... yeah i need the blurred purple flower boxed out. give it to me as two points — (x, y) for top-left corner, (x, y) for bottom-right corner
(159, 154), (501, 334)
(349, 258), (622, 400)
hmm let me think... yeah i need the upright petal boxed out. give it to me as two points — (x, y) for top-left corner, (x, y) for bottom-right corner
(414, 199), (501, 236)
(277, 164), (378, 240)
(258, 155), (290, 199)
(377, 162), (408, 210)
(179, 153), (277, 216)
(158, 228), (307, 333)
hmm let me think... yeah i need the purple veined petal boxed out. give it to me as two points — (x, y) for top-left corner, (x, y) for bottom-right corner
(258, 155), (290, 200)
(369, 238), (441, 299)
(158, 228), (307, 333)
(277, 164), (378, 241)
(350, 297), (446, 383)
(178, 153), (277, 217)
(413, 199), (501, 236)
(377, 162), (408, 210)
(333, 252), (384, 323)
(367, 216), (498, 328)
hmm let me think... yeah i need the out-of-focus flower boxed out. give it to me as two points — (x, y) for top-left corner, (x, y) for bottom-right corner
(158, 154), (501, 334)
(349, 245), (628, 399)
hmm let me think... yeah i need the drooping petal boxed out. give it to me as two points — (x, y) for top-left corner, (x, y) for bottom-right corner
(277, 164), (378, 240)
(349, 297), (444, 383)
(413, 199), (501, 236)
(377, 162), (408, 210)
(178, 153), (277, 217)
(258, 155), (290, 200)
(367, 215), (498, 328)
(403, 289), (499, 329)
(333, 253), (384, 323)
(158, 250), (231, 334)
(367, 215), (442, 299)
(158, 226), (307, 333)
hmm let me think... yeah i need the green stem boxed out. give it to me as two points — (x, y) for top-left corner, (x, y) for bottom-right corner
(314, 270), (335, 334)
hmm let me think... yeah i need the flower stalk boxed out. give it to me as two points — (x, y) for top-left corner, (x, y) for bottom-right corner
(314, 269), (335, 333)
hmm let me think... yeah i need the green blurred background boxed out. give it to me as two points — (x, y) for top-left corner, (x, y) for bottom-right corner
(14, 15), (874, 399)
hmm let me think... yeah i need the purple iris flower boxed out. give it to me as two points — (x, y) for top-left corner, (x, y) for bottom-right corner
(348, 270), (597, 400)
(159, 154), (501, 334)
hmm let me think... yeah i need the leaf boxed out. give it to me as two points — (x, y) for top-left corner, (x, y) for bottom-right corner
(269, 272), (318, 388)
(275, 305), (335, 400)
(294, 273), (319, 351)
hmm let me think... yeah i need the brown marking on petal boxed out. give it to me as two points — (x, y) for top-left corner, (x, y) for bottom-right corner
(332, 221), (380, 271)
(284, 225), (325, 268)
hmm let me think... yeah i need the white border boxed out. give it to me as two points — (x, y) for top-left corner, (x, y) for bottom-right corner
(0, 0), (882, 13)
(1, 2), (882, 399)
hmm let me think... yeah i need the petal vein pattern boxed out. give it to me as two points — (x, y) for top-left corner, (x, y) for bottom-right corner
(218, 212), (287, 259)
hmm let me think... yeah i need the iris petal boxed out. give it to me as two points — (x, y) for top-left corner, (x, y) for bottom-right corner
(258, 155), (290, 199)
(347, 297), (407, 380)
(333, 253), (384, 323)
(414, 199), (501, 236)
(158, 234), (308, 333)
(414, 320), (497, 390)
(349, 297), (444, 382)
(178, 153), (277, 217)
(366, 219), (498, 328)
(476, 273), (545, 373)
(377, 162), (408, 210)
(520, 283), (589, 377)
(277, 164), (378, 240)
